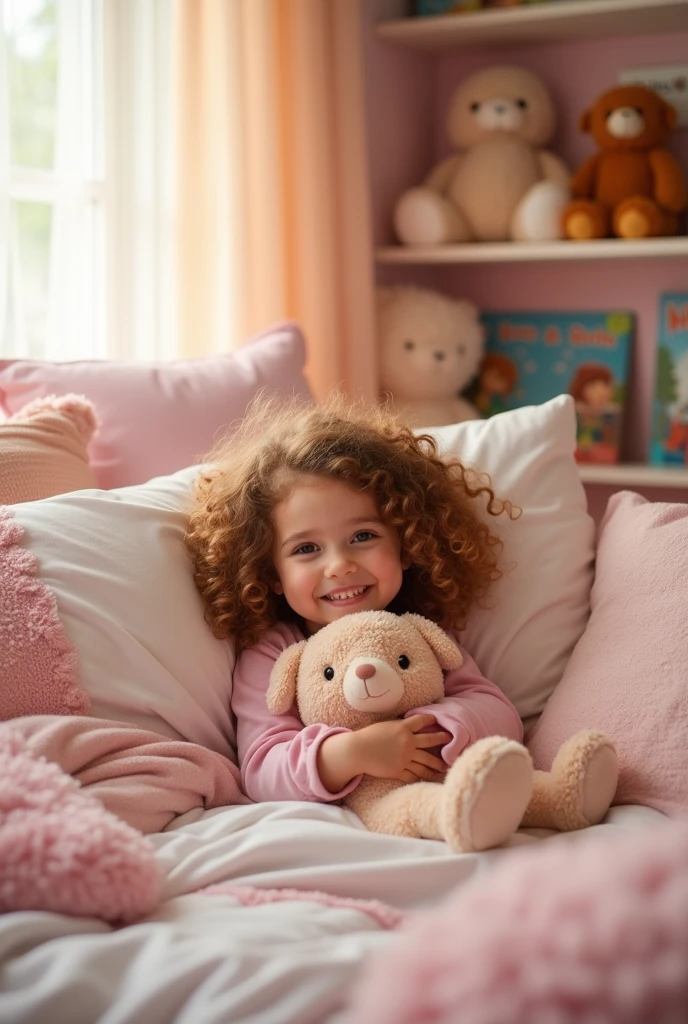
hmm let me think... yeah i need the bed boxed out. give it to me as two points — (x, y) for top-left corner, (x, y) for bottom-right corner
(1, 335), (687, 1021)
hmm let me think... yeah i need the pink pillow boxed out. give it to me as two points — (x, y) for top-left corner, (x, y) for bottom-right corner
(528, 491), (688, 817)
(0, 394), (98, 504)
(0, 322), (312, 489)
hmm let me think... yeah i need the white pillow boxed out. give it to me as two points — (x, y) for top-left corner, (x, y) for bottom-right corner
(9, 467), (236, 759)
(426, 395), (595, 719)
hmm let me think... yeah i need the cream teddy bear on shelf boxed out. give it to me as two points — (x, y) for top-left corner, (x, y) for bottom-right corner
(267, 611), (619, 854)
(377, 285), (484, 428)
(394, 65), (571, 245)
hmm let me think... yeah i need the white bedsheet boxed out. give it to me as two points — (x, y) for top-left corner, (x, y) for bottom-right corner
(0, 801), (667, 1024)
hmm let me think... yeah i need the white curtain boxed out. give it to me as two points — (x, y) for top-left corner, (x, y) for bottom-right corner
(0, 0), (174, 363)
(103, 0), (175, 361)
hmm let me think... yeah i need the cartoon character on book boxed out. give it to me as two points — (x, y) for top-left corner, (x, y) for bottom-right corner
(569, 363), (621, 463)
(474, 354), (518, 417)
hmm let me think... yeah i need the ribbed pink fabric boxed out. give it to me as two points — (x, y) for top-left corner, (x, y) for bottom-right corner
(0, 394), (98, 504)
(201, 884), (404, 930)
(0, 507), (90, 720)
(350, 818), (688, 1024)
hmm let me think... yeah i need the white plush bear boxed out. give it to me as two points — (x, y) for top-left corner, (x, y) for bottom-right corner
(394, 65), (570, 245)
(377, 284), (484, 428)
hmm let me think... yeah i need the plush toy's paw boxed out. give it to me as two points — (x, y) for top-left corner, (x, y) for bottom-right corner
(394, 188), (472, 246)
(612, 195), (668, 239)
(562, 199), (608, 240)
(548, 730), (619, 830)
(510, 181), (569, 241)
(441, 737), (533, 854)
(0, 726), (161, 922)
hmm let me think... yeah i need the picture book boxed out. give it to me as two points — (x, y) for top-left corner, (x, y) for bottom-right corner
(476, 310), (634, 464)
(651, 292), (688, 467)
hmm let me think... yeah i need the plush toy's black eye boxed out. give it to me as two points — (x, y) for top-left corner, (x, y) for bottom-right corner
(469, 101), (480, 113)
(398, 655), (410, 670)
(516, 98), (528, 109)
(324, 666), (335, 681)
(404, 339), (415, 351)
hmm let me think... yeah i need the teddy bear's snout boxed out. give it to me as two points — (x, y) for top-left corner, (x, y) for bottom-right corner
(343, 657), (405, 715)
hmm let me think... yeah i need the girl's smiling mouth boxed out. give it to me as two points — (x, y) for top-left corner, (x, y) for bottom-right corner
(322, 585), (372, 603)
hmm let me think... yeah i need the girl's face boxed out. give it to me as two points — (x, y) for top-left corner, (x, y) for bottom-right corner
(582, 378), (613, 408)
(271, 475), (408, 635)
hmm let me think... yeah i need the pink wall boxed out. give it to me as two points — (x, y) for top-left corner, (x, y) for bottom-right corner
(362, 2), (688, 515)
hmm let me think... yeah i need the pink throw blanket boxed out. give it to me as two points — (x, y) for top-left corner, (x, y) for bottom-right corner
(5, 714), (247, 833)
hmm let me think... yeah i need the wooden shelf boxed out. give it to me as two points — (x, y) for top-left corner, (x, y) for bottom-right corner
(376, 0), (688, 52)
(578, 463), (688, 488)
(376, 237), (688, 265)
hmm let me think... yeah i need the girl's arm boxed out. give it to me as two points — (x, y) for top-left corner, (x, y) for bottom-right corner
(405, 639), (524, 765)
(232, 623), (363, 803)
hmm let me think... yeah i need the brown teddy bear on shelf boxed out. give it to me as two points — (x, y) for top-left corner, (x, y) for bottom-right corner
(267, 610), (619, 854)
(563, 84), (687, 241)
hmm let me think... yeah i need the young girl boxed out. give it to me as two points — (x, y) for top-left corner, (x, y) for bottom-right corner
(185, 395), (524, 806)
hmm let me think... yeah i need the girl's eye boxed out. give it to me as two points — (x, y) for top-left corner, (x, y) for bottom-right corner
(324, 667), (335, 681)
(293, 543), (317, 555)
(353, 531), (376, 543)
(398, 655), (410, 670)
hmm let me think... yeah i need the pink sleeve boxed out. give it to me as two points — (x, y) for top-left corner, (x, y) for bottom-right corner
(231, 623), (362, 803)
(405, 636), (524, 766)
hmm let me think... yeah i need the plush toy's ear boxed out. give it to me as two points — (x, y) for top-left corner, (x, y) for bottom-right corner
(579, 108), (593, 134)
(661, 99), (678, 131)
(402, 613), (464, 671)
(266, 641), (307, 715)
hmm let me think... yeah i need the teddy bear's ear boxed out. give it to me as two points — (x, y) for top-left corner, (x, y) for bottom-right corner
(579, 109), (593, 134)
(661, 99), (678, 131)
(401, 613), (464, 671)
(266, 640), (307, 715)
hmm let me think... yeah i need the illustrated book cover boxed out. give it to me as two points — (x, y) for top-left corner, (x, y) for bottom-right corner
(476, 310), (634, 464)
(650, 292), (688, 467)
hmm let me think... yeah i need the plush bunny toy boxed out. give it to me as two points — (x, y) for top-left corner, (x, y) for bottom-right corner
(267, 611), (619, 854)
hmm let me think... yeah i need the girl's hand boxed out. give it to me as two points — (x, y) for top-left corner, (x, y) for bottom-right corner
(316, 715), (451, 793)
(353, 714), (451, 783)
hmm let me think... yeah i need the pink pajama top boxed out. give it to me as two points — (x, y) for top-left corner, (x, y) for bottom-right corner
(231, 621), (524, 804)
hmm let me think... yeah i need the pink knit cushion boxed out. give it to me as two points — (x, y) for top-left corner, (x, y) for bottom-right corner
(0, 322), (312, 489)
(528, 491), (688, 817)
(0, 394), (98, 504)
(349, 817), (688, 1023)
(0, 508), (89, 720)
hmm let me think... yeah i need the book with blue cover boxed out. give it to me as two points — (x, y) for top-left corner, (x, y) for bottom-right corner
(651, 292), (688, 467)
(476, 310), (634, 464)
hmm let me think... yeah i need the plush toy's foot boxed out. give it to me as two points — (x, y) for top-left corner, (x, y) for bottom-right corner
(441, 737), (533, 854)
(393, 187), (472, 245)
(523, 730), (618, 832)
(510, 181), (569, 241)
(563, 199), (608, 240)
(613, 196), (671, 239)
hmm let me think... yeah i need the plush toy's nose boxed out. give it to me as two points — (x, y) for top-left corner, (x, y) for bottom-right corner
(355, 663), (376, 680)
(433, 350), (446, 362)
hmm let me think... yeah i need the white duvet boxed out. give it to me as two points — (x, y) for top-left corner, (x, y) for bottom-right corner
(0, 801), (666, 1024)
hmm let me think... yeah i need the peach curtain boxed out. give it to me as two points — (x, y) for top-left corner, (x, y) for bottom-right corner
(171, 0), (377, 400)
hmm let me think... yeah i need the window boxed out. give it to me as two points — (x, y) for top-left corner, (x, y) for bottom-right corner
(1, 0), (173, 362)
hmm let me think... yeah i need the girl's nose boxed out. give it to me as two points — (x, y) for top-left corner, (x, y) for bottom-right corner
(325, 553), (356, 576)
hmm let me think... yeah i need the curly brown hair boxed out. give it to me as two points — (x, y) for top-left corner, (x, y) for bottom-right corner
(185, 393), (519, 651)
